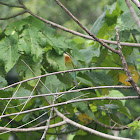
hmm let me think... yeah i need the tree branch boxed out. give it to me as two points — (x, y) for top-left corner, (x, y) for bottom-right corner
(40, 96), (56, 140)
(0, 2), (23, 8)
(55, 107), (134, 140)
(0, 0), (140, 48)
(0, 121), (66, 132)
(116, 27), (140, 96)
(41, 87), (134, 140)
(0, 85), (132, 100)
(131, 0), (140, 9)
(0, 11), (26, 20)
(55, 0), (118, 54)
(0, 96), (139, 119)
(126, 0), (140, 28)
(0, 67), (123, 90)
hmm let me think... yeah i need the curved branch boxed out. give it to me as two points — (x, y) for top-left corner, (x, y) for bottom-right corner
(42, 89), (135, 140)
(116, 27), (140, 96)
(0, 67), (123, 90)
(55, 0), (118, 54)
(0, 85), (132, 100)
(0, 96), (139, 119)
(56, 107), (134, 140)
(131, 0), (140, 9)
(0, 121), (66, 132)
(0, 11), (26, 20)
(0, 2), (23, 8)
(126, 0), (140, 28)
(94, 118), (129, 130)
(1, 1), (140, 48)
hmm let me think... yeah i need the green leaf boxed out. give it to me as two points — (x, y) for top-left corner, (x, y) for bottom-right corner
(46, 35), (70, 55)
(0, 32), (20, 72)
(128, 120), (140, 134)
(46, 50), (65, 71)
(117, 0), (128, 11)
(57, 73), (73, 87)
(90, 2), (120, 38)
(41, 75), (62, 93)
(90, 11), (106, 36)
(118, 106), (132, 119)
(0, 76), (8, 88)
(17, 57), (41, 86)
(15, 87), (31, 103)
(19, 26), (44, 62)
(7, 16), (45, 32)
(86, 71), (114, 85)
(109, 90), (125, 105)
(77, 72), (93, 86)
(128, 120), (140, 129)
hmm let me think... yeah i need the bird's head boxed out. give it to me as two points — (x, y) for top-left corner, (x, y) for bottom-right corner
(64, 53), (71, 62)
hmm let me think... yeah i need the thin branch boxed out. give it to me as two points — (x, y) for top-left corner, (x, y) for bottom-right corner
(21, 59), (52, 93)
(0, 85), (132, 100)
(15, 9), (140, 48)
(1, 1), (140, 48)
(32, 114), (57, 127)
(0, 95), (139, 119)
(116, 27), (140, 96)
(0, 121), (66, 132)
(0, 2), (23, 8)
(55, 106), (134, 140)
(0, 11), (26, 20)
(1, 116), (137, 133)
(126, 0), (140, 28)
(2, 78), (41, 126)
(0, 109), (51, 135)
(94, 118), (128, 130)
(18, 0), (118, 53)
(1, 83), (21, 117)
(55, 0), (118, 54)
(40, 96), (56, 140)
(41, 88), (134, 140)
(131, 0), (140, 9)
(0, 67), (123, 90)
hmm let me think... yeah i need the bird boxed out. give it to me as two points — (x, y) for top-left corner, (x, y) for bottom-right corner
(64, 53), (78, 87)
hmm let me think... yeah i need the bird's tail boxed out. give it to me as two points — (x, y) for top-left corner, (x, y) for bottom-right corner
(74, 78), (78, 88)
(72, 72), (78, 87)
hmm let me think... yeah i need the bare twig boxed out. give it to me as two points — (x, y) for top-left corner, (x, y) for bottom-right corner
(0, 109), (51, 135)
(21, 59), (51, 93)
(126, 0), (140, 28)
(55, 0), (118, 54)
(0, 85), (132, 100)
(0, 11), (26, 20)
(0, 67), (123, 90)
(40, 88), (134, 140)
(0, 2), (23, 8)
(55, 107), (134, 140)
(0, 121), (66, 132)
(0, 83), (21, 118)
(40, 96), (56, 140)
(131, 0), (140, 9)
(94, 118), (128, 130)
(116, 27), (140, 96)
(18, 0), (118, 53)
(1, 1), (140, 48)
(0, 95), (139, 119)
(4, 78), (41, 127)
(32, 114), (57, 127)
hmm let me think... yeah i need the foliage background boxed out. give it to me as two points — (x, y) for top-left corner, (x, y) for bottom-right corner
(0, 0), (140, 140)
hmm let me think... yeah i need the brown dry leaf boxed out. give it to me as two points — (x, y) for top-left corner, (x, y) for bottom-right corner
(119, 66), (139, 86)
(77, 113), (92, 124)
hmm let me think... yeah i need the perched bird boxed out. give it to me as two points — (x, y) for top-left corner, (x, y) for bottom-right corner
(64, 53), (78, 87)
